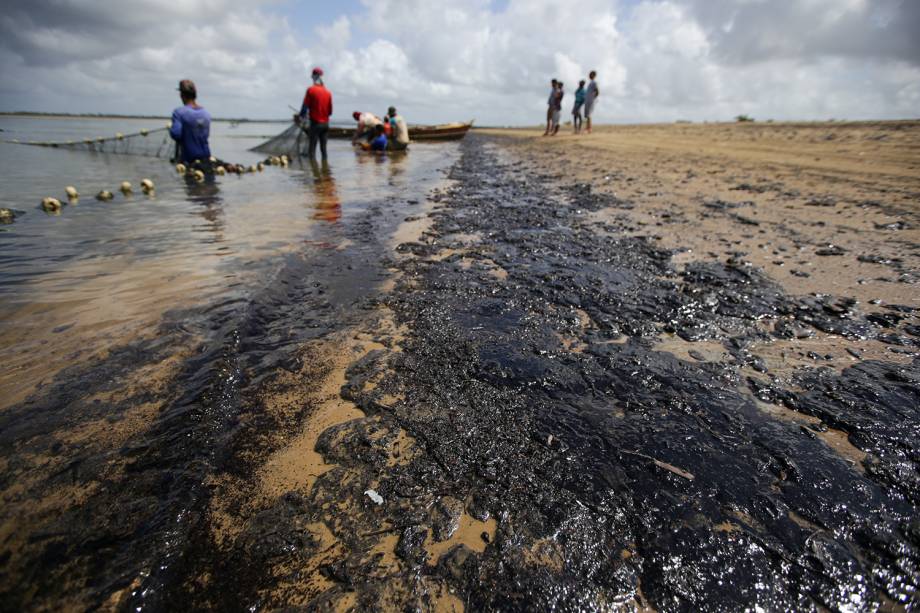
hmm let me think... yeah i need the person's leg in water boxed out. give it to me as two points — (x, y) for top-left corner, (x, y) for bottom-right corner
(308, 121), (319, 159)
(317, 122), (329, 160)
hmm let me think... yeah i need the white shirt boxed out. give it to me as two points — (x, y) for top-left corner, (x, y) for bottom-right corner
(390, 115), (409, 144)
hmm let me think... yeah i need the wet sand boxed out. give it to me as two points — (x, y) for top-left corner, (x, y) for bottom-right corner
(2, 123), (919, 611)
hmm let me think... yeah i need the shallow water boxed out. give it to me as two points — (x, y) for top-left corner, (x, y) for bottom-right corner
(0, 117), (455, 408)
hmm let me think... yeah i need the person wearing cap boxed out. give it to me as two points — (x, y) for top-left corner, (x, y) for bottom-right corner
(351, 111), (383, 144)
(386, 106), (409, 151)
(296, 67), (333, 160)
(170, 79), (211, 164)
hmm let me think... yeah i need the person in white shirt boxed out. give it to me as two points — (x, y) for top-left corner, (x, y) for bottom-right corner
(387, 106), (410, 150)
(352, 111), (383, 144)
(584, 71), (599, 134)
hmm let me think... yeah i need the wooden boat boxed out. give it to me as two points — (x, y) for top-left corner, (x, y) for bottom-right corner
(326, 121), (473, 141)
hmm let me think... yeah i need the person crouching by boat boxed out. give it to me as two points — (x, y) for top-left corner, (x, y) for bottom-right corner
(352, 111), (383, 144)
(387, 107), (409, 151)
(295, 67), (333, 160)
(170, 79), (211, 164)
(360, 124), (388, 153)
(382, 111), (392, 138)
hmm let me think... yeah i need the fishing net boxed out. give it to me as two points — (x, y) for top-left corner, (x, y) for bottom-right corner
(249, 123), (309, 156)
(2, 127), (176, 158)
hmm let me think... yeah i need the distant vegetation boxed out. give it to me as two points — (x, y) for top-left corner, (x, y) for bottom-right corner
(735, 114), (755, 123)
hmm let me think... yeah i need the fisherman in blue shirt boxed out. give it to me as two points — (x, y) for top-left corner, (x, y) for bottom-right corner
(170, 79), (211, 163)
(361, 123), (388, 153)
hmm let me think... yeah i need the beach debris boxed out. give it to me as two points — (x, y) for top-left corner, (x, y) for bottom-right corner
(215, 166), (226, 175)
(621, 449), (695, 480)
(176, 163), (187, 174)
(41, 197), (62, 212)
(192, 169), (205, 182)
(65, 186), (79, 200)
(364, 489), (384, 505)
(140, 179), (154, 194)
(816, 244), (846, 256)
(119, 181), (133, 195)
(0, 208), (15, 224)
(96, 190), (114, 201)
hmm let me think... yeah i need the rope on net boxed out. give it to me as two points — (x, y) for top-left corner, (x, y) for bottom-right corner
(1, 126), (175, 158)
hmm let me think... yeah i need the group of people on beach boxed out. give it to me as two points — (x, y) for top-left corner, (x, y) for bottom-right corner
(544, 70), (599, 136)
(169, 67), (408, 165)
(293, 67), (409, 159)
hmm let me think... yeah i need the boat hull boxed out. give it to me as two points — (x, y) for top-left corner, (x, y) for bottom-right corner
(326, 122), (473, 142)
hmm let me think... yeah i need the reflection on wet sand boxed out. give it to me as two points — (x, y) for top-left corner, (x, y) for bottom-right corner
(309, 160), (341, 223)
(185, 178), (225, 236)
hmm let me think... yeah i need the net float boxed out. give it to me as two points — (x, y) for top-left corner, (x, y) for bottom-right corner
(96, 190), (114, 201)
(65, 186), (79, 200)
(176, 163), (187, 174)
(41, 197), (62, 212)
(140, 179), (154, 193)
(120, 181), (133, 194)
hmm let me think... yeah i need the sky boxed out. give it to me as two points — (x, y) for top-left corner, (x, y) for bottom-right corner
(0, 0), (918, 125)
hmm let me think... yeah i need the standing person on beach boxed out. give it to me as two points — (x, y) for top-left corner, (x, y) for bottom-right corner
(572, 80), (586, 134)
(387, 106), (410, 151)
(584, 71), (599, 134)
(169, 79), (211, 164)
(551, 82), (564, 135)
(296, 67), (333, 160)
(543, 79), (558, 136)
(352, 111), (383, 144)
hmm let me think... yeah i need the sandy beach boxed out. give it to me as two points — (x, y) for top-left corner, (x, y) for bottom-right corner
(2, 122), (919, 610)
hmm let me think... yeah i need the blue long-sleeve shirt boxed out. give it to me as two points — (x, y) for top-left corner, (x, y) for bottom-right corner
(170, 104), (211, 163)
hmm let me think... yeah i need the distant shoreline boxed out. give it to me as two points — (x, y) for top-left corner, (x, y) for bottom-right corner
(0, 112), (289, 123)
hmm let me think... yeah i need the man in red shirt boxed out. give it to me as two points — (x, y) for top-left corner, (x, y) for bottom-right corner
(296, 67), (333, 160)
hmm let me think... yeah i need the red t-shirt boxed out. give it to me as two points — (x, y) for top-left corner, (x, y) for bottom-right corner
(304, 85), (333, 123)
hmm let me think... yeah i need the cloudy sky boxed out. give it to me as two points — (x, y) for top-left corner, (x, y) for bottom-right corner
(1, 0), (918, 125)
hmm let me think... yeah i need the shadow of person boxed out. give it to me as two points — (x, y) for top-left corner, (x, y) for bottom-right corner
(309, 159), (341, 223)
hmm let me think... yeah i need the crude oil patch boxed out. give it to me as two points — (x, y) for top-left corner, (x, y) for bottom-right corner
(330, 135), (918, 610)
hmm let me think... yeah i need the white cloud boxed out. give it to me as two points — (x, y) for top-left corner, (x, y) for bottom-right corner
(0, 0), (917, 124)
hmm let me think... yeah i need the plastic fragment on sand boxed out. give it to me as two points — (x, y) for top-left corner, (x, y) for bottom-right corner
(364, 489), (384, 505)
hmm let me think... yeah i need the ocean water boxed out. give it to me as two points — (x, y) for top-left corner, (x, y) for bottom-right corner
(0, 116), (457, 408)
